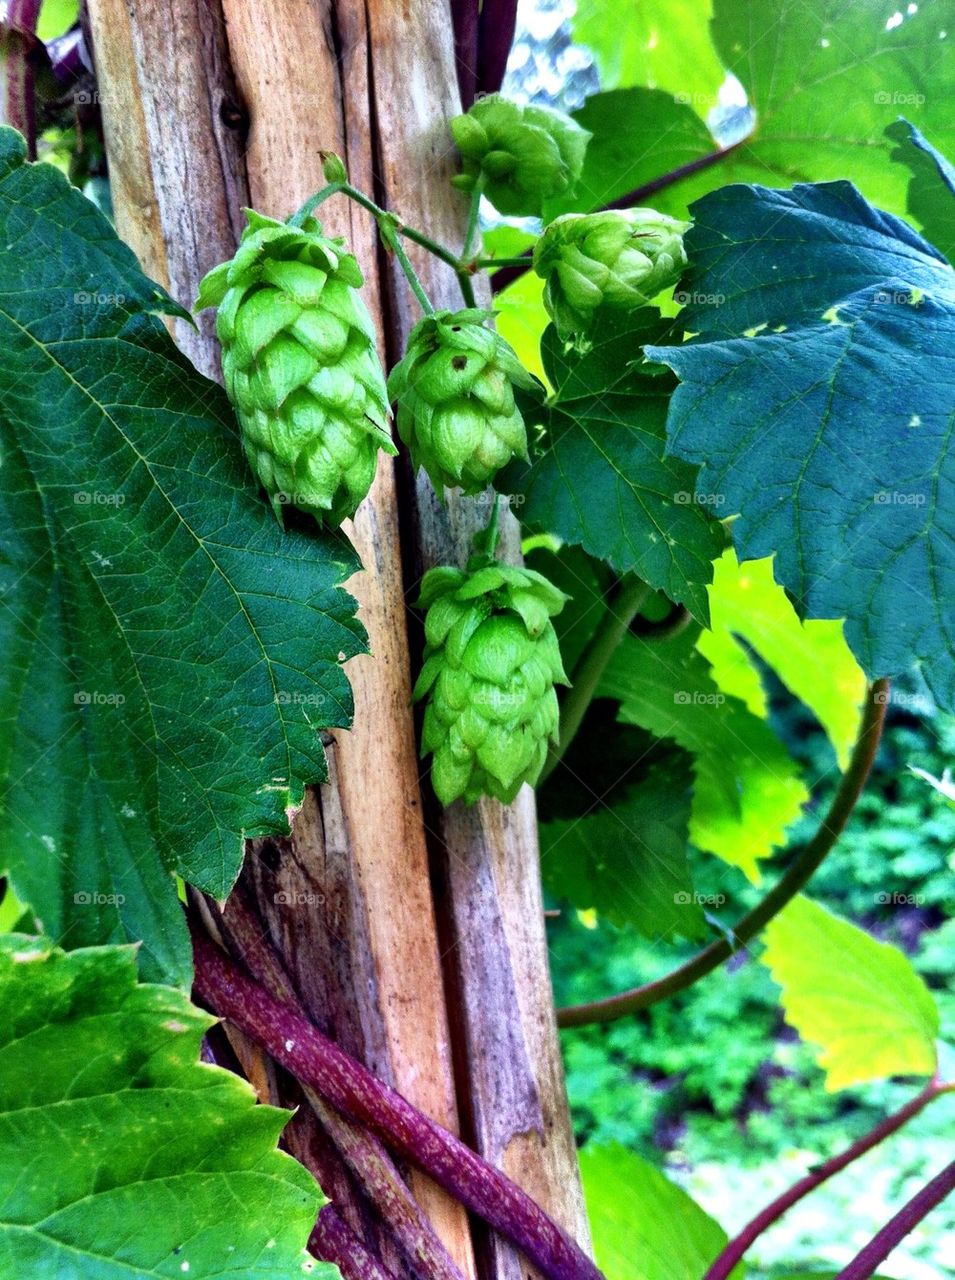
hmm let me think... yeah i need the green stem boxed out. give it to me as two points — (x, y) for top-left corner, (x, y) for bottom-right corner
(483, 495), (503, 558)
(461, 180), (484, 264)
(474, 256), (535, 270)
(556, 679), (890, 1027)
(539, 576), (651, 785)
(388, 229), (435, 315)
(289, 181), (477, 309)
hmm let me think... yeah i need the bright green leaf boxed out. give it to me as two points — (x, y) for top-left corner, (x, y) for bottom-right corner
(710, 0), (955, 215)
(648, 180), (955, 710)
(761, 896), (940, 1090)
(887, 118), (955, 263)
(502, 309), (724, 621)
(699, 551), (866, 768)
(573, 0), (725, 107)
(0, 128), (365, 983)
(579, 1142), (734, 1280)
(602, 630), (808, 879)
(37, 0), (78, 42)
(0, 934), (329, 1278)
(543, 88), (722, 221)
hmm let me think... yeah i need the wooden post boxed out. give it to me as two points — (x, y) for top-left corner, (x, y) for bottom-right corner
(83, 1), (589, 1274)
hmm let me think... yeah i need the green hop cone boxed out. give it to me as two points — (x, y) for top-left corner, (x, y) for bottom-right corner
(387, 308), (536, 496)
(413, 561), (569, 806)
(195, 209), (395, 526)
(533, 208), (691, 339)
(450, 93), (590, 217)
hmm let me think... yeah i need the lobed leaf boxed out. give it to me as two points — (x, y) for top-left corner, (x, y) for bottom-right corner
(0, 934), (329, 1278)
(0, 128), (365, 983)
(760, 896), (940, 1090)
(648, 179), (955, 709)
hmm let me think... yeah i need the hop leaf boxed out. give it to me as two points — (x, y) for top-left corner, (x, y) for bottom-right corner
(196, 209), (396, 527)
(387, 308), (536, 496)
(450, 94), (591, 217)
(534, 209), (689, 339)
(413, 562), (569, 805)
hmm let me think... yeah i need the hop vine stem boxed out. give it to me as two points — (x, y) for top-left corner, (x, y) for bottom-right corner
(834, 1158), (955, 1280)
(556, 678), (890, 1026)
(189, 920), (604, 1280)
(540, 575), (651, 784)
(703, 1076), (952, 1280)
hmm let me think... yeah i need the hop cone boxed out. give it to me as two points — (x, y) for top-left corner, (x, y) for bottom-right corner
(533, 209), (690, 339)
(450, 93), (590, 217)
(413, 562), (568, 805)
(195, 209), (395, 526)
(387, 308), (535, 496)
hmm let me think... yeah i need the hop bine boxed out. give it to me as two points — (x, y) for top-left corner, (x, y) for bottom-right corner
(533, 209), (690, 340)
(387, 308), (536, 497)
(195, 210), (395, 527)
(413, 561), (569, 806)
(450, 93), (590, 218)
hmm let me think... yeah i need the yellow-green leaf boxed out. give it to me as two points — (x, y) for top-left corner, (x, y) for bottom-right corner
(761, 896), (940, 1091)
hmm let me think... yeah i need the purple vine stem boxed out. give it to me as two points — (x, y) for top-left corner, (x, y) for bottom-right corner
(217, 889), (467, 1280)
(451, 0), (479, 110)
(0, 0), (42, 157)
(703, 1078), (950, 1280)
(834, 1159), (955, 1280)
(476, 0), (519, 98)
(310, 1205), (400, 1280)
(557, 678), (889, 1027)
(190, 924), (604, 1280)
(489, 142), (744, 294)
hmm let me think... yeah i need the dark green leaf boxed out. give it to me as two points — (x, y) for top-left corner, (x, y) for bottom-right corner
(601, 629), (808, 879)
(0, 934), (328, 1278)
(540, 742), (703, 940)
(0, 128), (365, 983)
(503, 309), (724, 620)
(647, 180), (955, 707)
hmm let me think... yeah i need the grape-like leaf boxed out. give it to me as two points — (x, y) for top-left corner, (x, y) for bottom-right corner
(579, 1142), (736, 1280)
(0, 934), (329, 1278)
(710, 0), (954, 212)
(699, 551), (866, 769)
(572, 0), (725, 109)
(503, 309), (724, 620)
(647, 180), (955, 709)
(540, 723), (703, 940)
(887, 119), (955, 265)
(0, 128), (365, 983)
(760, 896), (940, 1090)
(601, 629), (807, 879)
